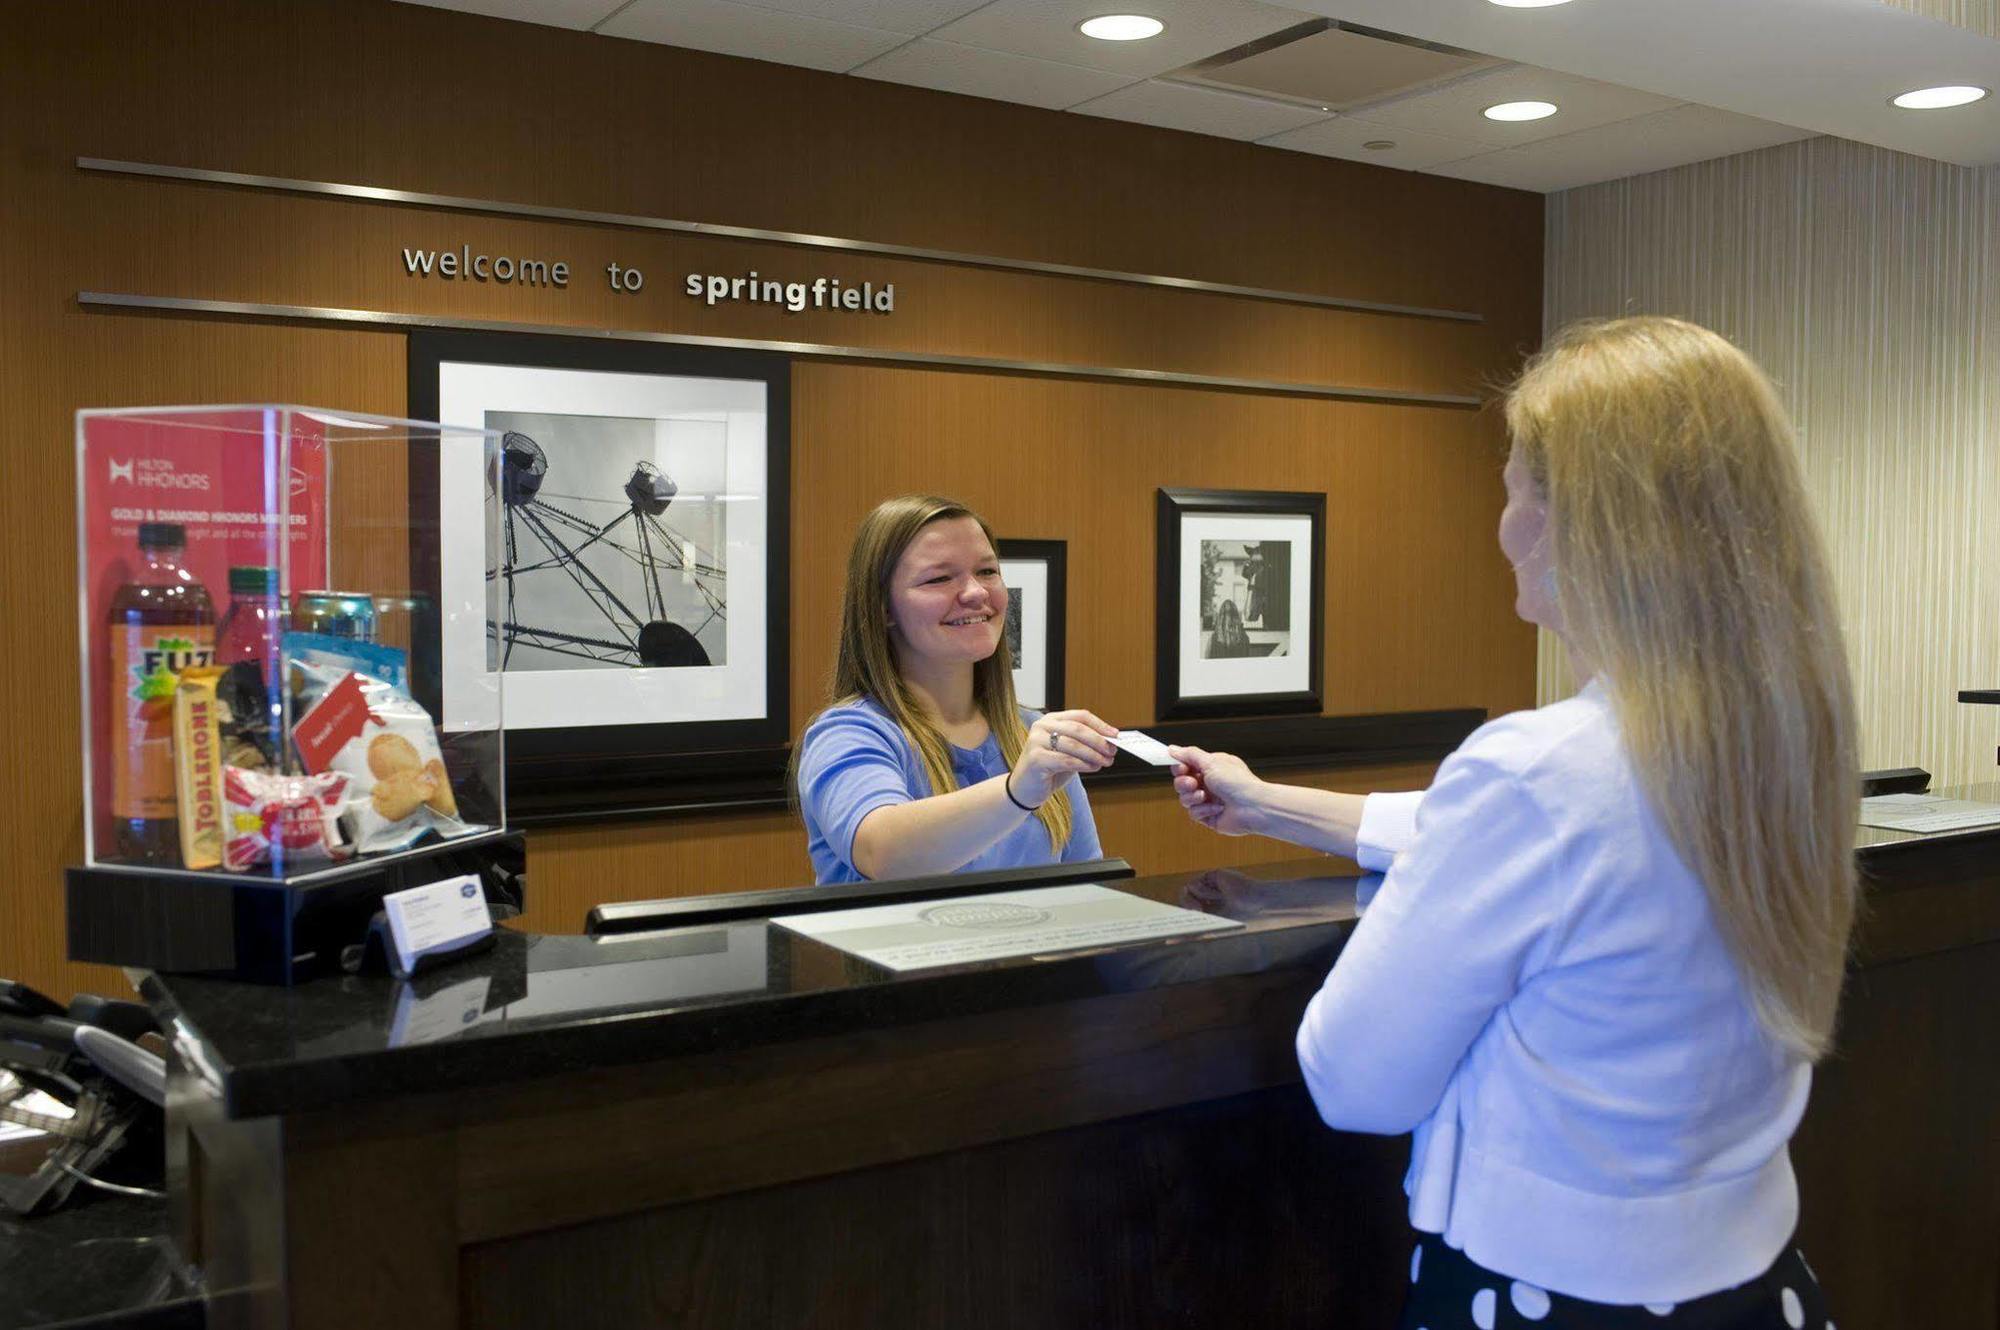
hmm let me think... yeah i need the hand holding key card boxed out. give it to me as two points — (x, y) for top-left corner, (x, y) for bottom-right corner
(1014, 709), (1120, 806)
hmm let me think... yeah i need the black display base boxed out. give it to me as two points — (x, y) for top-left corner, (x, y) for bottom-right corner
(1861, 767), (1932, 796)
(66, 830), (526, 986)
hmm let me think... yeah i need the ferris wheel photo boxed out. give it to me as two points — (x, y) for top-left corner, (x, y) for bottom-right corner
(485, 410), (730, 672)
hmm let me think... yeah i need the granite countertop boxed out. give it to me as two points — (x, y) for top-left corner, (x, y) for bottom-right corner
(1855, 779), (2000, 851)
(141, 860), (1369, 1122)
(0, 1190), (202, 1330)
(139, 774), (2000, 1126)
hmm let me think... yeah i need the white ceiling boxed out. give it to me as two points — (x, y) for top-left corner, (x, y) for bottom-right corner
(394, 0), (2000, 193)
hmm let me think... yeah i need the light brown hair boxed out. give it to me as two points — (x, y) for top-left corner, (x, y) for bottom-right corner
(1506, 316), (1858, 1061)
(814, 494), (1071, 852)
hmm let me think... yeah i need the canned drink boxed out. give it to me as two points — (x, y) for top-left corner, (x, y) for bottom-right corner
(291, 589), (377, 641)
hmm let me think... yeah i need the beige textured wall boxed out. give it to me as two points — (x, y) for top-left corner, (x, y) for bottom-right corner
(1878, 0), (2000, 38)
(1540, 136), (2000, 788)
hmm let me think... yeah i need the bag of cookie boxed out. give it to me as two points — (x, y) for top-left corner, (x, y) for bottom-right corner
(289, 660), (474, 855)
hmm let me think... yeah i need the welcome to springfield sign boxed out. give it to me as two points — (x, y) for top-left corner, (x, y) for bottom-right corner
(400, 242), (895, 313)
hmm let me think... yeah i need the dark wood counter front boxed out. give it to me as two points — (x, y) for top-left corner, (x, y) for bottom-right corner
(147, 827), (2000, 1329)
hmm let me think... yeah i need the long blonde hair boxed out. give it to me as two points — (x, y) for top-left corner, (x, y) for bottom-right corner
(814, 494), (1071, 853)
(1506, 317), (1858, 1061)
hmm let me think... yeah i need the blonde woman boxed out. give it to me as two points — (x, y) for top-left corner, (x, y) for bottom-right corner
(1173, 318), (1853, 1326)
(797, 495), (1118, 884)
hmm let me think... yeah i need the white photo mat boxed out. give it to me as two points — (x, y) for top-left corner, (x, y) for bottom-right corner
(1000, 556), (1050, 711)
(1177, 512), (1314, 701)
(436, 361), (770, 731)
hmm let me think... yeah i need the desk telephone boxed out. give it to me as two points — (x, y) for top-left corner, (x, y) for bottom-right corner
(0, 978), (166, 1216)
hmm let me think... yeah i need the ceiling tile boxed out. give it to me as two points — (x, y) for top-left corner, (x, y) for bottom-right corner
(1354, 63), (1681, 149)
(924, 0), (1310, 79)
(853, 38), (1136, 109)
(721, 0), (992, 36)
(1259, 113), (1490, 171)
(1073, 80), (1332, 140)
(600, 0), (909, 72)
(392, 0), (630, 28)
(1428, 103), (1818, 193)
(1280, 0), (2000, 169)
(1198, 26), (1497, 109)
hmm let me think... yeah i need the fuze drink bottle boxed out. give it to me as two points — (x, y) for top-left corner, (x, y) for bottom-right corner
(108, 522), (215, 864)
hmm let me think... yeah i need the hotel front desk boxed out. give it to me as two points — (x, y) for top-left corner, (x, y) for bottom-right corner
(140, 800), (2000, 1330)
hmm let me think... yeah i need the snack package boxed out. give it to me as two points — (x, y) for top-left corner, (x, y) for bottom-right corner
(222, 767), (350, 872)
(172, 667), (230, 870)
(215, 661), (280, 772)
(280, 631), (409, 692)
(289, 659), (473, 855)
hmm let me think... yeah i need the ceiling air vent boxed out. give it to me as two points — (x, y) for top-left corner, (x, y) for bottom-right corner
(1174, 20), (1502, 112)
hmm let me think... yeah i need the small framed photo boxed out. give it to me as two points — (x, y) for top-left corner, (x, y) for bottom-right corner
(1156, 488), (1324, 720)
(409, 331), (790, 814)
(997, 539), (1066, 713)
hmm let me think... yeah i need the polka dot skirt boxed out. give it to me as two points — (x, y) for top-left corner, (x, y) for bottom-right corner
(1397, 1232), (1832, 1329)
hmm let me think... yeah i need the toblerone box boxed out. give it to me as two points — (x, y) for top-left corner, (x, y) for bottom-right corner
(173, 666), (230, 870)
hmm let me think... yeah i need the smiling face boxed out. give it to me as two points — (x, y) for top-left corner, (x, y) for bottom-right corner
(886, 515), (1008, 671)
(1499, 448), (1561, 631)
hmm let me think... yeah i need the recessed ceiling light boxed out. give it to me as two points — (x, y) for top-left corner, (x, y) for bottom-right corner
(1362, 140), (1397, 150)
(1891, 85), (1988, 110)
(1483, 100), (1559, 122)
(1078, 14), (1164, 41)
(1488, 0), (1574, 6)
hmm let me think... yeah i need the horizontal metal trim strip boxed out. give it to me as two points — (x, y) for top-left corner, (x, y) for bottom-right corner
(76, 156), (1483, 324)
(588, 859), (1136, 935)
(76, 292), (1484, 407)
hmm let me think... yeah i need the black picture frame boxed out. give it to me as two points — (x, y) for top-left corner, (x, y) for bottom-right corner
(1156, 487), (1325, 721)
(996, 538), (1067, 713)
(408, 330), (791, 817)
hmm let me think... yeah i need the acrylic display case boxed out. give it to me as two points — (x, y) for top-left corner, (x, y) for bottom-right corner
(67, 406), (520, 983)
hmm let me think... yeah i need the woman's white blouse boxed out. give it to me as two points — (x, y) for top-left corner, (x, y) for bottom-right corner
(1299, 680), (1810, 1305)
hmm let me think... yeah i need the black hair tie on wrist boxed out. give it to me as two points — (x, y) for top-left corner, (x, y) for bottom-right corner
(1005, 770), (1042, 813)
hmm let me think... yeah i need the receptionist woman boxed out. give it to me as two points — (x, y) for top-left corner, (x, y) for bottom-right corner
(795, 495), (1117, 883)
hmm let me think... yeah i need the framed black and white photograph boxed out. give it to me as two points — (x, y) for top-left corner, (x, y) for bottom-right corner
(996, 539), (1066, 713)
(410, 331), (789, 811)
(1156, 488), (1323, 720)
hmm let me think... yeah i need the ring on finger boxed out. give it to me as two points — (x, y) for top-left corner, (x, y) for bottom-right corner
(1049, 730), (1061, 750)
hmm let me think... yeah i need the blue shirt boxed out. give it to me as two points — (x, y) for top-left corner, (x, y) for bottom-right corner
(1300, 680), (1807, 1304)
(796, 697), (1103, 884)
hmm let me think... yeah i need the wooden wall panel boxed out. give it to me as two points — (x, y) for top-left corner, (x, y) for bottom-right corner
(5, 5), (1542, 320)
(62, 176), (1507, 400)
(0, 0), (1541, 998)
(783, 366), (1528, 730)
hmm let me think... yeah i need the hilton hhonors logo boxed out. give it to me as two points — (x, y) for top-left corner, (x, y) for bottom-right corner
(107, 457), (212, 491)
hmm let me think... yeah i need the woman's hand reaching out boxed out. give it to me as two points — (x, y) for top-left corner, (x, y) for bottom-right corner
(1169, 745), (1269, 837)
(1010, 710), (1119, 808)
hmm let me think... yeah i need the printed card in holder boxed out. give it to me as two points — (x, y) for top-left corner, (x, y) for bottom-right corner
(381, 873), (494, 977)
